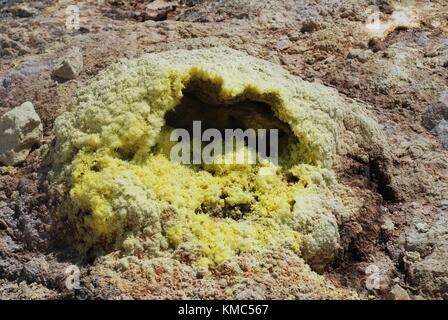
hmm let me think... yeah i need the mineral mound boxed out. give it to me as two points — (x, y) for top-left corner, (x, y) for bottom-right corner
(49, 47), (390, 272)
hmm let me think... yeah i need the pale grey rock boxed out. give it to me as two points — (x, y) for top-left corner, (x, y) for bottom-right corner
(275, 38), (291, 51)
(0, 102), (42, 166)
(381, 216), (395, 233)
(422, 91), (448, 130)
(235, 287), (266, 300)
(415, 222), (429, 233)
(434, 120), (448, 148)
(389, 284), (411, 300)
(406, 206), (448, 296)
(52, 47), (83, 81)
(348, 49), (373, 63)
(403, 251), (422, 270)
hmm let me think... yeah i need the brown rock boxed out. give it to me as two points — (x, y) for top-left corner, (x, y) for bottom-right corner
(389, 284), (411, 300)
(301, 20), (321, 33)
(368, 37), (386, 52)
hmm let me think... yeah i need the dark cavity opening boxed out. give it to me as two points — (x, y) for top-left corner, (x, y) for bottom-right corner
(161, 85), (300, 169)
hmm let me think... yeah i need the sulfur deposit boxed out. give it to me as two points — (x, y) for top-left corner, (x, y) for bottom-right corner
(50, 47), (388, 271)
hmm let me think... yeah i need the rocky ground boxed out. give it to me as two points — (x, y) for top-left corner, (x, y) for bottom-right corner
(0, 0), (447, 300)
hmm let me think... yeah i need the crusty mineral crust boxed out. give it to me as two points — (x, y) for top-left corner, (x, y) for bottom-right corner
(51, 47), (388, 271)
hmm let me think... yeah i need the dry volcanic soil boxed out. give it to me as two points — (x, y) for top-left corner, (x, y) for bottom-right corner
(0, 0), (447, 300)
